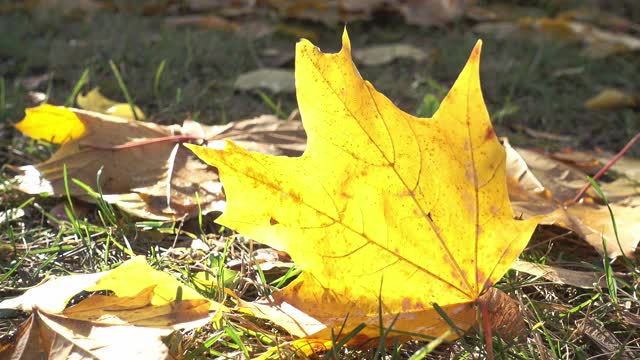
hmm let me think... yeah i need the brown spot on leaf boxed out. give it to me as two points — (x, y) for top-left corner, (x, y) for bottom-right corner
(476, 269), (488, 289)
(471, 42), (482, 59)
(269, 217), (278, 225)
(340, 191), (353, 200)
(489, 204), (500, 216)
(402, 297), (412, 311)
(484, 127), (496, 142)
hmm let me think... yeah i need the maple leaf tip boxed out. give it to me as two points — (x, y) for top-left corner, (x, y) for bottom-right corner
(471, 39), (483, 60)
(341, 27), (352, 53)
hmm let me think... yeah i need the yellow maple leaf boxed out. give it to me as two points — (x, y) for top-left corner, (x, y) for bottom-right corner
(187, 31), (539, 343)
(15, 105), (86, 144)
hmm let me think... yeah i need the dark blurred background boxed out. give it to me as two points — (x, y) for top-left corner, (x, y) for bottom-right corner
(1, 0), (639, 158)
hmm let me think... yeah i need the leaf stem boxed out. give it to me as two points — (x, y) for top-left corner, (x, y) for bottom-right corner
(480, 300), (494, 360)
(81, 135), (202, 151)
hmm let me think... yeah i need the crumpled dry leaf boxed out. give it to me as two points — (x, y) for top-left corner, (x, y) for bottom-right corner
(474, 16), (640, 58)
(546, 149), (640, 205)
(510, 146), (596, 202)
(576, 318), (639, 360)
(544, 17), (640, 58)
(558, 204), (640, 258)
(504, 141), (640, 258)
(12, 105), (306, 220)
(479, 288), (527, 342)
(9, 310), (175, 359)
(0, 256), (223, 360)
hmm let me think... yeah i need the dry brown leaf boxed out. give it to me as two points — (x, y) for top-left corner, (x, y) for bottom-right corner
(0, 257), (220, 360)
(541, 149), (640, 205)
(8, 310), (174, 359)
(576, 318), (638, 360)
(474, 16), (640, 58)
(558, 204), (640, 258)
(12, 106), (306, 220)
(508, 145), (597, 202)
(511, 260), (607, 289)
(63, 289), (211, 327)
(595, 154), (640, 183)
(557, 8), (640, 34)
(505, 141), (640, 258)
(266, 0), (472, 27)
(479, 288), (527, 342)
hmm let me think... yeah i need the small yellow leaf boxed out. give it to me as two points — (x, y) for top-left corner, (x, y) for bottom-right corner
(77, 87), (145, 120)
(15, 104), (86, 144)
(585, 88), (638, 110)
(255, 338), (333, 360)
(77, 87), (118, 112)
(105, 103), (146, 120)
(85, 256), (222, 310)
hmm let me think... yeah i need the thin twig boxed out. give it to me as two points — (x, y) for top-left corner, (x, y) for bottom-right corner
(81, 135), (202, 151)
(567, 132), (639, 205)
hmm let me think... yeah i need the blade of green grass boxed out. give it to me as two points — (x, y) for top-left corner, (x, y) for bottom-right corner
(65, 68), (89, 106)
(109, 60), (139, 120)
(408, 330), (453, 360)
(323, 322), (367, 360)
(153, 59), (167, 100)
(255, 89), (288, 119)
(224, 327), (250, 358)
(586, 177), (621, 304)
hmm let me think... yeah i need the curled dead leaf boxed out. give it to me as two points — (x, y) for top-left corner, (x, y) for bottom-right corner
(479, 288), (527, 342)
(12, 106), (306, 220)
(0, 257), (222, 360)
